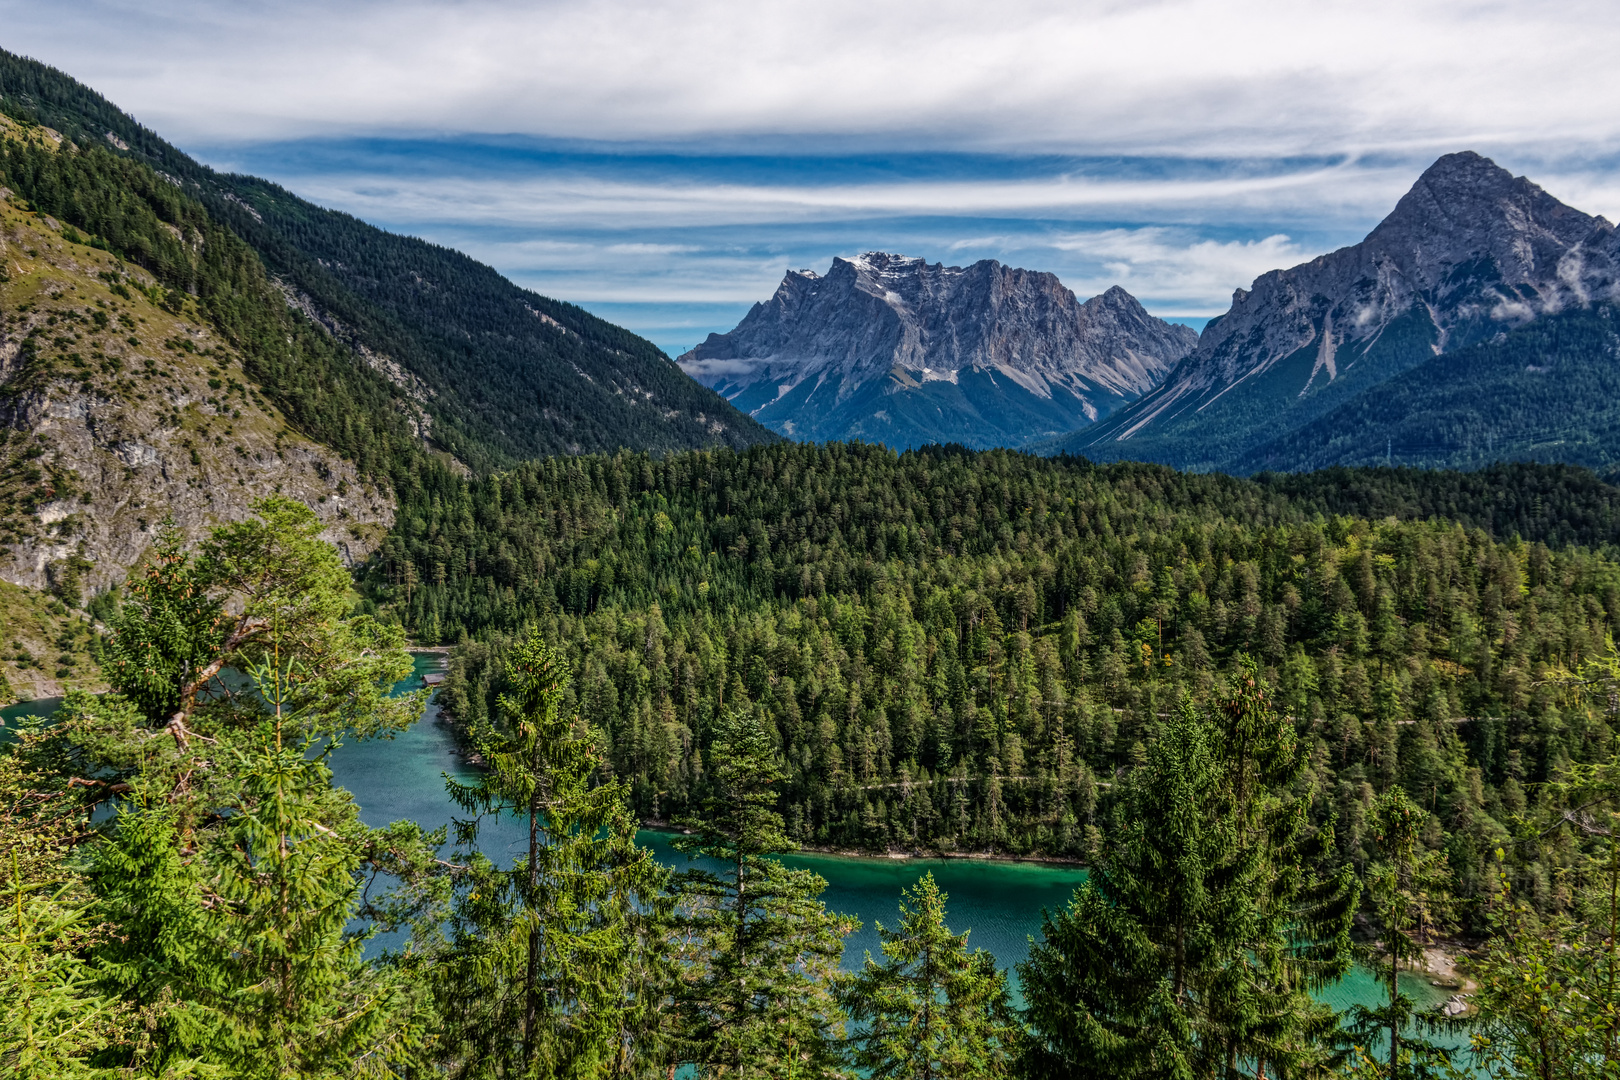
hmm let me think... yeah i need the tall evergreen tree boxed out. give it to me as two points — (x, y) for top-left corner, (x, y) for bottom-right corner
(670, 706), (857, 1079)
(59, 498), (432, 1076)
(840, 871), (1017, 1079)
(437, 630), (670, 1079)
(1018, 698), (1230, 1079)
(1205, 660), (1359, 1077)
(1019, 667), (1357, 1079)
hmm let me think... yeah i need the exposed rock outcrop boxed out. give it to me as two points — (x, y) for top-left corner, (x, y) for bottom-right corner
(0, 188), (392, 596)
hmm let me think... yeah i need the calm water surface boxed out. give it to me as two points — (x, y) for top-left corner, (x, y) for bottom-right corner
(2, 655), (1451, 1013)
(326, 655), (1452, 1012)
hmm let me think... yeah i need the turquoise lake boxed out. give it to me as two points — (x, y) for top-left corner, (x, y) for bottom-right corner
(2, 653), (1451, 1015)
(325, 654), (1450, 1013)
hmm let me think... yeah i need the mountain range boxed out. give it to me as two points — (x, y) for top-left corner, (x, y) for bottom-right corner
(8, 38), (1620, 625)
(680, 252), (1197, 449)
(1047, 151), (1620, 472)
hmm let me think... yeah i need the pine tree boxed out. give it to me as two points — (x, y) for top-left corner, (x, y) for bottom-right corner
(840, 871), (1017, 1079)
(109, 498), (418, 748)
(1205, 659), (1359, 1077)
(438, 629), (670, 1079)
(92, 734), (417, 1078)
(670, 706), (857, 1079)
(1019, 669), (1357, 1079)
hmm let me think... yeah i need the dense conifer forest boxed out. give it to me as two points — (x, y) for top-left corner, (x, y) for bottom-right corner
(11, 490), (1620, 1078)
(366, 444), (1620, 929)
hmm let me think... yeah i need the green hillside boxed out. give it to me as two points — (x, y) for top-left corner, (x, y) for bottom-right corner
(0, 48), (777, 473)
(0, 112), (421, 484)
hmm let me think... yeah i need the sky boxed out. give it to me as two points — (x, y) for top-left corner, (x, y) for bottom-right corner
(5, 0), (1620, 357)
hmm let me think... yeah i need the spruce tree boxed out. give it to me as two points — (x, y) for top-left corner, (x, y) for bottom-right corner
(840, 871), (1017, 1079)
(1019, 667), (1358, 1078)
(1205, 660), (1359, 1077)
(671, 706), (857, 1079)
(1018, 698), (1229, 1078)
(437, 629), (670, 1079)
(70, 497), (430, 1076)
(92, 733), (417, 1078)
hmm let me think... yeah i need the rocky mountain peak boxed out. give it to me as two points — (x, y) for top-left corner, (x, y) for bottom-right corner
(679, 253), (1194, 449)
(1061, 150), (1620, 471)
(846, 251), (927, 273)
(1367, 151), (1603, 289)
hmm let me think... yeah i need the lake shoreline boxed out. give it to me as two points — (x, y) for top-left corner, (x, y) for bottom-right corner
(636, 820), (1087, 870)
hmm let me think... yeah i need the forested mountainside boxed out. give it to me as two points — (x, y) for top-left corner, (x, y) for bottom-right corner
(363, 442), (1620, 925)
(0, 48), (776, 472)
(1048, 152), (1620, 472)
(1251, 461), (1620, 549)
(0, 114), (396, 597)
(680, 253), (1195, 449)
(1236, 302), (1620, 472)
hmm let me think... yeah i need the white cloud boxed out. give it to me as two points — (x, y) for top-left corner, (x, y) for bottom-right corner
(1046, 229), (1312, 311)
(252, 158), (1416, 233)
(10, 0), (1619, 352)
(6, 0), (1620, 162)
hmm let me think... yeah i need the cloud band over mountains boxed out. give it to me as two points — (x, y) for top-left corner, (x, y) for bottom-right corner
(6, 0), (1620, 354)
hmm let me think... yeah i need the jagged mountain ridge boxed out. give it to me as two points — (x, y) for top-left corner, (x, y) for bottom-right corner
(1051, 152), (1620, 471)
(680, 252), (1196, 449)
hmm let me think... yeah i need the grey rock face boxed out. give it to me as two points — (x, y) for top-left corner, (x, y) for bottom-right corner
(1070, 152), (1620, 465)
(679, 253), (1195, 449)
(0, 198), (393, 597)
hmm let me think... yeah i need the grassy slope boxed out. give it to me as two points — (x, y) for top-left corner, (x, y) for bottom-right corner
(0, 576), (101, 701)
